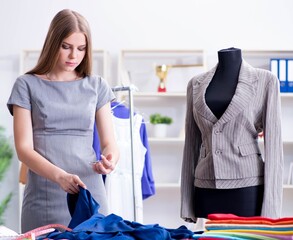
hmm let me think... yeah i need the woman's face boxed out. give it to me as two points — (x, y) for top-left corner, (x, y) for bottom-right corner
(56, 32), (86, 73)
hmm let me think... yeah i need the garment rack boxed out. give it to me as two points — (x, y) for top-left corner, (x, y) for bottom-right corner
(111, 85), (138, 221)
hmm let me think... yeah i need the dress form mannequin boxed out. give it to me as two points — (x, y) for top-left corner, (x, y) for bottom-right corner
(181, 46), (283, 222)
(205, 47), (242, 119)
(193, 47), (264, 218)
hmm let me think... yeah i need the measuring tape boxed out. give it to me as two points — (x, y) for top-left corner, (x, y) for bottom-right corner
(14, 224), (72, 240)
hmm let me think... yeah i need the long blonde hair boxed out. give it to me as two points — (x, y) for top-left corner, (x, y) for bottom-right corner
(27, 9), (92, 77)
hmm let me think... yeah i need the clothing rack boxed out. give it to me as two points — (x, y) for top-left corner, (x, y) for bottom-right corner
(111, 85), (138, 221)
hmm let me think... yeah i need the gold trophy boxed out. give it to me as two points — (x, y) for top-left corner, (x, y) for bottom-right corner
(156, 64), (169, 92)
(155, 64), (203, 92)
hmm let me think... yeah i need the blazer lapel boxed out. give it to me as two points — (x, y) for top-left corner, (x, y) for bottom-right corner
(192, 60), (257, 125)
(216, 60), (257, 126)
(192, 65), (218, 123)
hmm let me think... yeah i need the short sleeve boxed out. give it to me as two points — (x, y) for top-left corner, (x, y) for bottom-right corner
(96, 76), (115, 111)
(7, 76), (31, 116)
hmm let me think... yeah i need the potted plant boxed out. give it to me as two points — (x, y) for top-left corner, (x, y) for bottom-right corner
(0, 126), (13, 225)
(149, 113), (173, 138)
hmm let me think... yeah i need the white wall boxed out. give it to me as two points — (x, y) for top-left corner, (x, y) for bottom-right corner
(2, 0), (293, 135)
(1, 0), (293, 232)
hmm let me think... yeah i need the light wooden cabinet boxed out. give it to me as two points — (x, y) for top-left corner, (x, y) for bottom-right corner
(118, 49), (207, 227)
(243, 50), (293, 217)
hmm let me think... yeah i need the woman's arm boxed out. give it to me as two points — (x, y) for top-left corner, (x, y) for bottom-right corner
(93, 102), (120, 174)
(13, 105), (86, 193)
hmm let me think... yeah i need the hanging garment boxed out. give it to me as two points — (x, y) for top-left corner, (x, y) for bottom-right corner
(105, 112), (146, 222)
(93, 101), (155, 200)
(41, 187), (195, 240)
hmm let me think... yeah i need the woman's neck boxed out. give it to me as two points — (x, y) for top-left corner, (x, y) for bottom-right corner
(46, 70), (79, 82)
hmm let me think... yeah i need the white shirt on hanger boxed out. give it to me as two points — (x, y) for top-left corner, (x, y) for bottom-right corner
(105, 113), (147, 222)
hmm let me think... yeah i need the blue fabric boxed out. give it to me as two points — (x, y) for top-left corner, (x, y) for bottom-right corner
(67, 186), (102, 229)
(139, 116), (156, 199)
(42, 187), (195, 240)
(92, 124), (101, 160)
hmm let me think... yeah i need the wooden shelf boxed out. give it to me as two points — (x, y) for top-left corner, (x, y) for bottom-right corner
(148, 137), (184, 143)
(134, 92), (186, 97)
(155, 183), (180, 188)
(283, 185), (293, 190)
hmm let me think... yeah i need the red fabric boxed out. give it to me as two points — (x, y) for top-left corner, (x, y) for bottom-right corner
(207, 213), (293, 224)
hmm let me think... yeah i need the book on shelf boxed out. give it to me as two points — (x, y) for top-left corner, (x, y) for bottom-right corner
(287, 59), (293, 92)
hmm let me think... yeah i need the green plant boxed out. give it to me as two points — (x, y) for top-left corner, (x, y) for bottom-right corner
(0, 126), (13, 225)
(0, 193), (13, 225)
(149, 113), (173, 125)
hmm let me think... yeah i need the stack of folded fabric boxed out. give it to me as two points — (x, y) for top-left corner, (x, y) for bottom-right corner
(192, 213), (293, 240)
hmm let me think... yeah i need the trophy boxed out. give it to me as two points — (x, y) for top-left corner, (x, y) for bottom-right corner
(156, 64), (169, 92)
(155, 64), (203, 92)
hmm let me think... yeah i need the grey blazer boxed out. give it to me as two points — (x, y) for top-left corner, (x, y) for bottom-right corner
(181, 60), (284, 221)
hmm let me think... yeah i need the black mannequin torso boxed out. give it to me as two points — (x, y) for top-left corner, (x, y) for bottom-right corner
(205, 47), (242, 119)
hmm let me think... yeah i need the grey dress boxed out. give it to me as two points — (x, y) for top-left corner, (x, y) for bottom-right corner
(7, 74), (115, 232)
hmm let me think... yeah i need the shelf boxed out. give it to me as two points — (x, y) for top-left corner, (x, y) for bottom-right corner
(133, 92), (186, 97)
(153, 184), (293, 190)
(283, 185), (293, 190)
(155, 183), (180, 188)
(20, 49), (110, 79)
(118, 49), (206, 93)
(242, 50), (293, 71)
(152, 184), (293, 190)
(258, 139), (293, 145)
(281, 93), (293, 98)
(148, 137), (185, 143)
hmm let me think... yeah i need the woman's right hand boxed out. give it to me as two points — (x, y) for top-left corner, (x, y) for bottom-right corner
(57, 171), (87, 194)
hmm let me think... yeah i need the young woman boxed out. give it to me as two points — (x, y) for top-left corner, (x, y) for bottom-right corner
(7, 9), (119, 232)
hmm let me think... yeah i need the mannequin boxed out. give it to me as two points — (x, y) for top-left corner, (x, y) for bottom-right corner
(205, 47), (242, 119)
(181, 46), (283, 222)
(194, 48), (264, 218)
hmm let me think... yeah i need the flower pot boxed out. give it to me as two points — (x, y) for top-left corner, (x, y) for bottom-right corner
(153, 124), (168, 138)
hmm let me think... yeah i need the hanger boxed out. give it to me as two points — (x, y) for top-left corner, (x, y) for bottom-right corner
(111, 100), (126, 112)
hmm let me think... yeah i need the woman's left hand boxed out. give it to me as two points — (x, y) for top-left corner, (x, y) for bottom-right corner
(92, 154), (116, 174)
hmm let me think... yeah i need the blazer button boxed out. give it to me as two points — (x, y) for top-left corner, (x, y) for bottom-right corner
(215, 150), (222, 155)
(214, 130), (221, 134)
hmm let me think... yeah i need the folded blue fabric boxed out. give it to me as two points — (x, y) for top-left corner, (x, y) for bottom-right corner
(41, 186), (195, 240)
